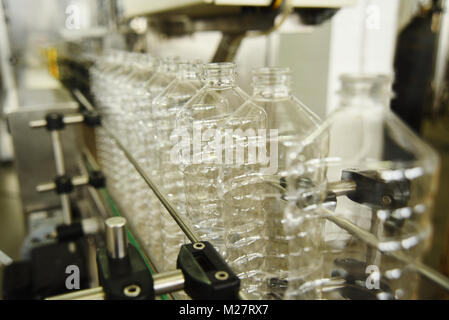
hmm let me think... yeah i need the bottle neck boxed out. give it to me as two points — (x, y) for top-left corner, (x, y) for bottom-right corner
(252, 67), (291, 99)
(339, 74), (392, 109)
(176, 62), (201, 81)
(252, 84), (291, 99)
(204, 62), (236, 88)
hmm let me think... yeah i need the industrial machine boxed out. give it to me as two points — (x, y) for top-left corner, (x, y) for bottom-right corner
(1, 0), (449, 301)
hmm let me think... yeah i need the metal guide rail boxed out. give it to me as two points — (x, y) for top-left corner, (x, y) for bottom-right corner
(70, 89), (449, 298)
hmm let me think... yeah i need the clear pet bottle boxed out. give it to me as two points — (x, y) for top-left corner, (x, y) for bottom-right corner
(152, 61), (203, 271)
(221, 67), (322, 299)
(284, 74), (440, 300)
(129, 56), (179, 268)
(177, 62), (249, 256)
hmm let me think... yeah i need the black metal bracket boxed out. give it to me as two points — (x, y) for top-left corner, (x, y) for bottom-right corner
(97, 245), (154, 300)
(177, 241), (240, 300)
(341, 169), (411, 209)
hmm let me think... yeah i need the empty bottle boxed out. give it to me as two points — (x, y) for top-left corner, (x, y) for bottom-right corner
(284, 74), (440, 300)
(178, 62), (249, 256)
(221, 67), (322, 299)
(129, 56), (179, 268)
(152, 61), (203, 271)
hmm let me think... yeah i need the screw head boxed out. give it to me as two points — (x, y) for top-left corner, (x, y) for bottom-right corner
(193, 242), (205, 250)
(215, 271), (229, 281)
(123, 284), (141, 298)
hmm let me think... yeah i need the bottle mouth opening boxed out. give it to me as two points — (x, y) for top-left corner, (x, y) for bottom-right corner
(204, 62), (236, 71)
(204, 62), (236, 82)
(252, 67), (292, 87)
(339, 73), (393, 96)
(176, 60), (202, 77)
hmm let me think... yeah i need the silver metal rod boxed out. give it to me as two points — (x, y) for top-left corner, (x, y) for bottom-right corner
(105, 216), (128, 259)
(36, 182), (56, 192)
(45, 287), (105, 300)
(51, 131), (65, 175)
(81, 217), (102, 235)
(50, 130), (72, 224)
(63, 114), (84, 125)
(153, 269), (185, 296)
(72, 175), (89, 187)
(29, 114), (84, 129)
(327, 180), (357, 197)
(82, 146), (100, 171)
(73, 89), (95, 112)
(323, 208), (449, 292)
(29, 119), (47, 128)
(60, 193), (72, 225)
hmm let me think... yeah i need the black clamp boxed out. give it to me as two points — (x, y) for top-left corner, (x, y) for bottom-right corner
(45, 113), (65, 131)
(54, 174), (74, 194)
(82, 110), (101, 127)
(97, 245), (154, 300)
(177, 241), (240, 300)
(56, 222), (83, 242)
(341, 169), (411, 209)
(88, 170), (106, 189)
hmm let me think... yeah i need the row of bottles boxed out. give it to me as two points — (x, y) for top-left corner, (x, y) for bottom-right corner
(90, 50), (440, 300)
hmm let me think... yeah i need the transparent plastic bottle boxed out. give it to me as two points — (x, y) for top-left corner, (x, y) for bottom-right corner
(91, 51), (135, 206)
(119, 53), (158, 256)
(129, 56), (179, 268)
(284, 74), (440, 300)
(177, 62), (249, 256)
(152, 61), (203, 271)
(221, 67), (322, 299)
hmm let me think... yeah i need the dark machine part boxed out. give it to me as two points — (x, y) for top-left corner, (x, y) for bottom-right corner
(55, 174), (74, 194)
(341, 169), (411, 210)
(331, 258), (394, 300)
(97, 216), (154, 300)
(341, 169), (411, 233)
(88, 170), (106, 188)
(294, 8), (339, 25)
(82, 110), (102, 127)
(3, 239), (90, 300)
(391, 1), (441, 134)
(58, 57), (94, 100)
(96, 245), (154, 300)
(177, 241), (240, 300)
(56, 222), (84, 242)
(45, 112), (66, 131)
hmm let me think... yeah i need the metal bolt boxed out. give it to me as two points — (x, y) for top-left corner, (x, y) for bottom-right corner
(193, 242), (205, 250)
(215, 271), (229, 281)
(123, 284), (141, 298)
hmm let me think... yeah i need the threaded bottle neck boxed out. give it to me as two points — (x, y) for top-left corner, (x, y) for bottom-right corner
(204, 62), (236, 87)
(252, 67), (291, 99)
(176, 61), (202, 80)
